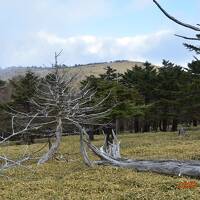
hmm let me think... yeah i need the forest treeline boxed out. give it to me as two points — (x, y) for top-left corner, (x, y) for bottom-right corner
(0, 59), (200, 138)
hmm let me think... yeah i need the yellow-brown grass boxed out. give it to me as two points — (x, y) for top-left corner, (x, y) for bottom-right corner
(0, 61), (144, 81)
(1, 130), (200, 199)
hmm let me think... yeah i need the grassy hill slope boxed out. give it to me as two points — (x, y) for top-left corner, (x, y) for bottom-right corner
(0, 60), (144, 81)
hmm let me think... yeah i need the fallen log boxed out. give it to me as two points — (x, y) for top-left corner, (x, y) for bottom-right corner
(80, 128), (200, 178)
(85, 140), (200, 179)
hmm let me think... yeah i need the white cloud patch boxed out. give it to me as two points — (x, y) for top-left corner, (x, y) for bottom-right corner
(0, 1), (195, 68)
(2, 29), (184, 68)
(34, 30), (172, 65)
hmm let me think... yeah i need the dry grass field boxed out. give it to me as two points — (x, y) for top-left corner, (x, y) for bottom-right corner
(1, 130), (200, 200)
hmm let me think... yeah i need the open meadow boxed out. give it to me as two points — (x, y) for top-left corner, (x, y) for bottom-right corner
(1, 130), (200, 200)
(1, 0), (200, 199)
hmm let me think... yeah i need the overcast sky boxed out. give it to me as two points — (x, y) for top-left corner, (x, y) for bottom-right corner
(0, 0), (200, 68)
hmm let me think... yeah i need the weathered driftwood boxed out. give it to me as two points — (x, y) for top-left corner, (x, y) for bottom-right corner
(80, 129), (200, 178)
(85, 141), (200, 178)
(101, 129), (121, 159)
(79, 127), (94, 167)
(38, 117), (62, 164)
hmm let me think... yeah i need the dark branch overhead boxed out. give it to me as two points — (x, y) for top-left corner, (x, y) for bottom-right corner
(153, 0), (200, 31)
(175, 34), (200, 41)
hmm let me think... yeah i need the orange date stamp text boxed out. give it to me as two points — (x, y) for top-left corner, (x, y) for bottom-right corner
(177, 181), (198, 189)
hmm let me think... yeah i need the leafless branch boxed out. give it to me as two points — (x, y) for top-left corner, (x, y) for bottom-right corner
(153, 0), (200, 31)
(175, 34), (200, 41)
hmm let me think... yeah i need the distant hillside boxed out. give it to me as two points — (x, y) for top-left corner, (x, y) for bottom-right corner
(0, 60), (144, 81)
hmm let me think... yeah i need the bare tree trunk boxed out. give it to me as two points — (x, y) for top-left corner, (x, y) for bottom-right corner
(152, 121), (158, 132)
(172, 119), (178, 132)
(122, 118), (127, 132)
(143, 120), (150, 132)
(193, 120), (197, 127)
(38, 117), (62, 164)
(129, 118), (134, 133)
(134, 117), (139, 133)
(162, 119), (167, 132)
(159, 120), (162, 131)
(115, 118), (119, 135)
(80, 128), (93, 167)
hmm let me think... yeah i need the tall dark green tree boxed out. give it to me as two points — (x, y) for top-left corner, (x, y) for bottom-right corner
(122, 62), (157, 132)
(100, 66), (119, 81)
(82, 66), (144, 133)
(155, 60), (188, 131)
(182, 60), (200, 126)
(10, 71), (39, 112)
(188, 60), (200, 75)
(0, 79), (10, 132)
(153, 0), (200, 129)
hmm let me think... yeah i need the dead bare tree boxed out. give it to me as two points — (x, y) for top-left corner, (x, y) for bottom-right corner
(0, 51), (111, 171)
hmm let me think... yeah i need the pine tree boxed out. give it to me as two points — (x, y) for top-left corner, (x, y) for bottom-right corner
(182, 60), (200, 126)
(10, 71), (39, 112)
(122, 62), (157, 132)
(82, 66), (144, 133)
(156, 60), (188, 131)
